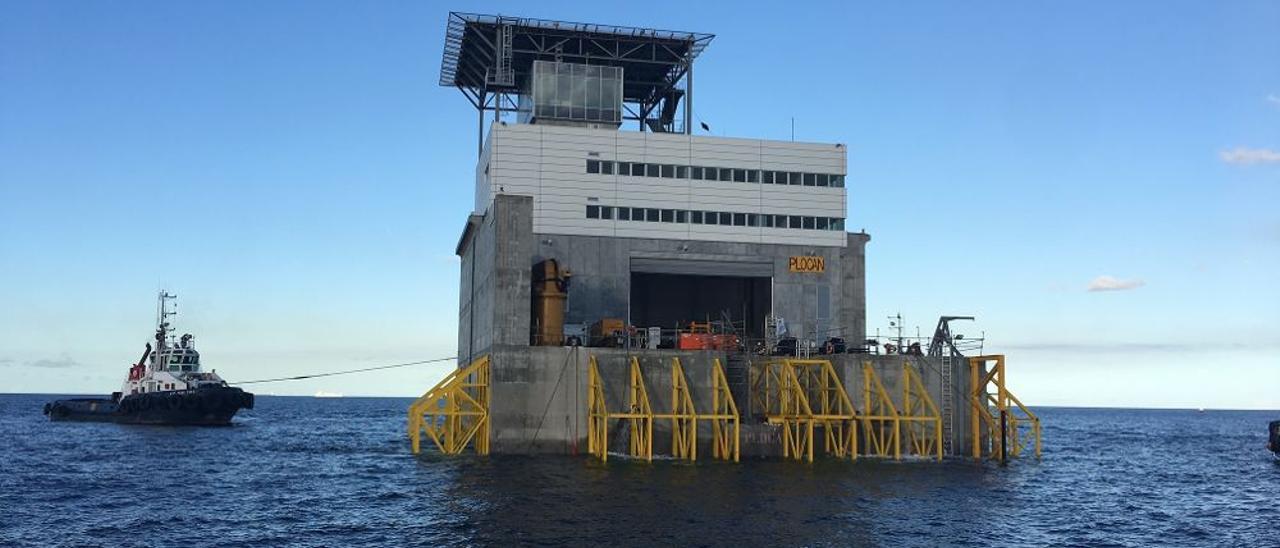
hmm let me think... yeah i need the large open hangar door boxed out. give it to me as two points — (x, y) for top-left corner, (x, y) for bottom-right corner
(629, 258), (772, 340)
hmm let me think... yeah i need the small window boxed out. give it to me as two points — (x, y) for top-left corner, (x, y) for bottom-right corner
(646, 164), (660, 177)
(690, 166), (703, 180)
(691, 210), (703, 224)
(831, 175), (844, 187)
(618, 162), (631, 176)
(720, 212), (733, 225)
(789, 172), (802, 185)
(661, 164), (675, 178)
(733, 213), (746, 226)
(789, 216), (802, 229)
(803, 173), (816, 186)
(832, 218), (845, 231)
(633, 162), (646, 176)
(747, 170), (759, 183)
(617, 207), (630, 221)
(661, 209), (674, 222)
(676, 210), (687, 223)
(711, 168), (725, 182)
(816, 217), (829, 230)
(733, 169), (746, 183)
(816, 174), (829, 187)
(761, 171), (773, 184)
(774, 215), (786, 228)
(747, 214), (759, 227)
(586, 160), (600, 174)
(586, 205), (600, 219)
(762, 215), (774, 228)
(601, 206), (614, 220)
(602, 161), (614, 175)
(676, 166), (688, 179)
(803, 216), (816, 229)
(646, 208), (659, 222)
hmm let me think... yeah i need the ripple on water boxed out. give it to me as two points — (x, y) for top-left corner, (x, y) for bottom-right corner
(0, 397), (1276, 547)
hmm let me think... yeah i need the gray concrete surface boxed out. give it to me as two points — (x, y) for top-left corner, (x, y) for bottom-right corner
(484, 346), (976, 458)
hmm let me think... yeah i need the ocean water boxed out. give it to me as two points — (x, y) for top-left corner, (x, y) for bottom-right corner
(0, 394), (1275, 547)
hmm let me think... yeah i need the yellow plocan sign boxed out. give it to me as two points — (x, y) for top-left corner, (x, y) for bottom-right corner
(788, 256), (825, 273)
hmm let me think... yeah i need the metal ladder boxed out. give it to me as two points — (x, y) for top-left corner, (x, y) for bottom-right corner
(487, 19), (515, 87)
(940, 355), (954, 455)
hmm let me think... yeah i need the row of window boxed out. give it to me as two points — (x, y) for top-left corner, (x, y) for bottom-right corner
(586, 159), (845, 188)
(585, 205), (846, 231)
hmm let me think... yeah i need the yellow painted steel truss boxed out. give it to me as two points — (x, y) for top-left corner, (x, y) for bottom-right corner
(860, 362), (901, 459)
(969, 354), (1041, 462)
(751, 359), (943, 462)
(408, 355), (490, 455)
(586, 355), (740, 462)
(752, 359), (858, 462)
(901, 363), (944, 461)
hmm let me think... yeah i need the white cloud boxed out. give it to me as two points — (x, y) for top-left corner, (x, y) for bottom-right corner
(1220, 147), (1280, 165)
(1087, 275), (1145, 292)
(20, 356), (81, 368)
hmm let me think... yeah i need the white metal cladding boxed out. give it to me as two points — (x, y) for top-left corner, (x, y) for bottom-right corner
(478, 123), (849, 247)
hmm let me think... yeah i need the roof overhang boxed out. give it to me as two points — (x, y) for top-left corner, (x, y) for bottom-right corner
(441, 12), (714, 107)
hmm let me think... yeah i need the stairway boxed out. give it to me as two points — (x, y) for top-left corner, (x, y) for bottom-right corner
(940, 356), (954, 455)
(724, 352), (751, 419)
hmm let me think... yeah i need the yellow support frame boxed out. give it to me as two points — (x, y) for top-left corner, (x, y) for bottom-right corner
(860, 362), (901, 460)
(408, 355), (490, 455)
(751, 358), (857, 462)
(788, 359), (858, 460)
(626, 357), (655, 461)
(968, 355), (1042, 462)
(708, 359), (741, 462)
(666, 358), (698, 461)
(585, 355), (740, 463)
(900, 362), (943, 461)
(587, 356), (654, 462)
(587, 357), (609, 460)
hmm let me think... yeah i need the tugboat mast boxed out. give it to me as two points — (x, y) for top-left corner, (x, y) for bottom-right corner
(153, 291), (177, 373)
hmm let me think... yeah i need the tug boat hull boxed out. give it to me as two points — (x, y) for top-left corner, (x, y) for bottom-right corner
(44, 387), (253, 426)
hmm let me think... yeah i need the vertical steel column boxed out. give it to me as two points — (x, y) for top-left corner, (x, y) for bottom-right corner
(970, 359), (981, 459)
(997, 356), (1007, 464)
(684, 53), (693, 135)
(476, 91), (486, 158)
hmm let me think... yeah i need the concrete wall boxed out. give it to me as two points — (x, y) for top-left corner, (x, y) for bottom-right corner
(461, 194), (869, 348)
(457, 195), (534, 365)
(485, 346), (976, 458)
(536, 233), (869, 345)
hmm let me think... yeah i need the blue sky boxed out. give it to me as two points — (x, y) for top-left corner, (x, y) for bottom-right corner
(1, 1), (1277, 407)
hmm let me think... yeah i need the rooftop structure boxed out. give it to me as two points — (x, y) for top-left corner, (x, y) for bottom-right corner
(440, 12), (714, 152)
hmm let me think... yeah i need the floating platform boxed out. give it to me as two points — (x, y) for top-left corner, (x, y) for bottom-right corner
(409, 347), (1040, 463)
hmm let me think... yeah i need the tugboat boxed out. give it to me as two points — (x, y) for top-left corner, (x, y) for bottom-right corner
(43, 292), (254, 425)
